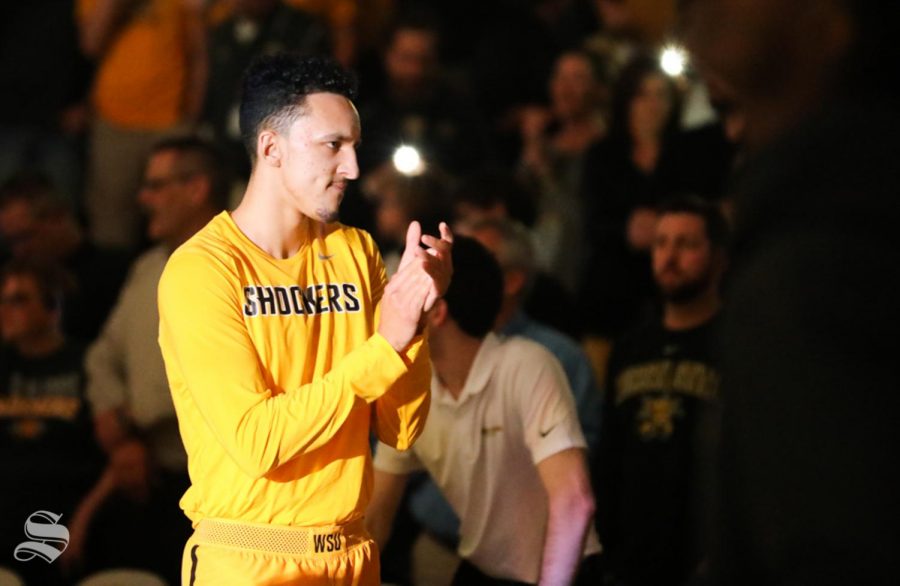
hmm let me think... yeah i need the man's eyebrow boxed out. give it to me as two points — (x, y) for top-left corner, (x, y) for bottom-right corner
(318, 133), (355, 142)
(317, 132), (362, 147)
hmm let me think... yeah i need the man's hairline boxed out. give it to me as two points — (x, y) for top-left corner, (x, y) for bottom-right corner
(656, 210), (724, 251)
(249, 91), (358, 165)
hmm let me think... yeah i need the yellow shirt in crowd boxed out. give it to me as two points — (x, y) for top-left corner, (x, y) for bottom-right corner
(158, 212), (430, 527)
(78, 0), (190, 129)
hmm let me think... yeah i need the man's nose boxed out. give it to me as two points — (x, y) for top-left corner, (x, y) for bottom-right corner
(339, 148), (359, 181)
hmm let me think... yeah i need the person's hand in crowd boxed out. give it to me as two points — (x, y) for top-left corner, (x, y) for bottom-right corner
(519, 105), (553, 142)
(519, 105), (554, 176)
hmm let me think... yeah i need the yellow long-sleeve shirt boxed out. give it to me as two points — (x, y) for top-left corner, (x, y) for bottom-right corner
(158, 212), (430, 527)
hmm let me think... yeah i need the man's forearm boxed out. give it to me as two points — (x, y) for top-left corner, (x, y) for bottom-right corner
(365, 469), (409, 550)
(539, 496), (593, 586)
(536, 449), (596, 586)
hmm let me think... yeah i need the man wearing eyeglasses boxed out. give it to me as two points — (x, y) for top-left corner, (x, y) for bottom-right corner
(66, 136), (229, 583)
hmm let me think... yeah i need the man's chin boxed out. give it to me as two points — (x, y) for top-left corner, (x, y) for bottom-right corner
(315, 208), (340, 223)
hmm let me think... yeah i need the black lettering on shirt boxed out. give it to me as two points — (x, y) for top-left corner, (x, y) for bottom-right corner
(326, 284), (342, 313)
(300, 286), (317, 314)
(289, 286), (305, 315)
(257, 285), (276, 316)
(243, 283), (363, 317)
(243, 286), (258, 316)
(343, 284), (360, 312)
(313, 284), (328, 314)
(274, 287), (291, 315)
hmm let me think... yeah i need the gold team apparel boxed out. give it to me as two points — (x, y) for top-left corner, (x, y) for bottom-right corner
(157, 212), (430, 585)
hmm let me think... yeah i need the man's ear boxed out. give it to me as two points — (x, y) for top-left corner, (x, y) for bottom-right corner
(258, 130), (281, 167)
(504, 269), (527, 298)
(427, 298), (449, 328)
(186, 174), (211, 206)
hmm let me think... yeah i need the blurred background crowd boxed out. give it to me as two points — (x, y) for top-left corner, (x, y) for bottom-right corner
(1, 0), (896, 585)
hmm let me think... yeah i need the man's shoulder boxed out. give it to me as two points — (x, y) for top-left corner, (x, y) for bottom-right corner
(162, 214), (242, 280)
(170, 213), (239, 260)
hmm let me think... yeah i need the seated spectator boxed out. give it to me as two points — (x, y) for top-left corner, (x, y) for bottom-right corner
(0, 259), (103, 586)
(65, 136), (228, 585)
(402, 218), (604, 572)
(0, 173), (130, 342)
(594, 197), (728, 586)
(368, 237), (600, 586)
(464, 218), (602, 452)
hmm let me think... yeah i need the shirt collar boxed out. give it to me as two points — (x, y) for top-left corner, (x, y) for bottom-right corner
(433, 332), (502, 405)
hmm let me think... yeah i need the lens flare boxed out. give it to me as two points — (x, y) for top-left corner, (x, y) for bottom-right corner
(660, 45), (688, 77)
(392, 145), (425, 176)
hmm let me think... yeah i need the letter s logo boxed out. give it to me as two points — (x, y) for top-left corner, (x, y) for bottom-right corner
(14, 510), (69, 563)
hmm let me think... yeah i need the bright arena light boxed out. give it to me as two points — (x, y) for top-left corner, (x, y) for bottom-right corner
(392, 145), (425, 176)
(660, 45), (688, 77)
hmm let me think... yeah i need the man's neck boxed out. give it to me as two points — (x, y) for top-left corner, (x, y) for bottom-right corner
(232, 173), (317, 259)
(431, 331), (483, 400)
(16, 331), (64, 359)
(663, 289), (721, 331)
(493, 298), (518, 332)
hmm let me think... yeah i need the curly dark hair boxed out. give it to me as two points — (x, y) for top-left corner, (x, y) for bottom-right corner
(239, 53), (359, 164)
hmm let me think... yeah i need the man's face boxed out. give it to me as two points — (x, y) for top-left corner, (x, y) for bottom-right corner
(652, 213), (718, 302)
(550, 53), (597, 120)
(138, 150), (201, 244)
(277, 92), (360, 223)
(0, 275), (55, 345)
(385, 29), (438, 96)
(630, 73), (672, 139)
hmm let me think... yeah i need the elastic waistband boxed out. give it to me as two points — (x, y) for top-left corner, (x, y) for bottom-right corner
(194, 517), (370, 556)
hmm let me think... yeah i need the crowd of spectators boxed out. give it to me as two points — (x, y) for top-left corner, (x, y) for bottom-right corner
(6, 0), (891, 584)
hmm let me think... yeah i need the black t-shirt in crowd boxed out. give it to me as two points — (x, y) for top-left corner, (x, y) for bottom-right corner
(0, 341), (101, 500)
(594, 315), (721, 586)
(0, 343), (103, 586)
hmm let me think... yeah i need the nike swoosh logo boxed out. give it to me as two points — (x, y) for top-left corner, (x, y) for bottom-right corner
(539, 424), (557, 438)
(318, 253), (335, 261)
